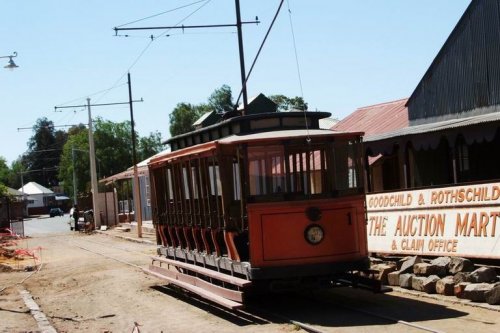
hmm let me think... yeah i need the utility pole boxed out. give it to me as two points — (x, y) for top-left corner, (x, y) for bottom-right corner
(87, 98), (100, 228)
(113, 4), (258, 115)
(55, 99), (143, 230)
(72, 145), (78, 205)
(128, 72), (143, 238)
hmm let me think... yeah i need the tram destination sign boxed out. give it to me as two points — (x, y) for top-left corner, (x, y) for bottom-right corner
(366, 182), (500, 259)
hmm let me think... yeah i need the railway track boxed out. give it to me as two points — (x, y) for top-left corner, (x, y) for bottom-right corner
(57, 235), (452, 333)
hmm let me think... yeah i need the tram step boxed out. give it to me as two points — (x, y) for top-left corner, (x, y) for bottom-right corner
(150, 256), (251, 287)
(144, 265), (244, 310)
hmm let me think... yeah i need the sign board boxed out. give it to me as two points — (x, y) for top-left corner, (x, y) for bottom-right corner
(366, 182), (500, 259)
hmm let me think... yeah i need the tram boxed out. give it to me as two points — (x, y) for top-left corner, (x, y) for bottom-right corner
(145, 105), (370, 309)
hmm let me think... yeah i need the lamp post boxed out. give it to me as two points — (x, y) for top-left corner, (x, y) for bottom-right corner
(1, 52), (19, 70)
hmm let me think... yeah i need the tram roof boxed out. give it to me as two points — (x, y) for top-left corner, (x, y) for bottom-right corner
(217, 129), (362, 144)
(149, 129), (363, 166)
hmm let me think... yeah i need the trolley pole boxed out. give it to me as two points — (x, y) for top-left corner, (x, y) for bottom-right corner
(87, 98), (101, 228)
(128, 72), (143, 238)
(235, 0), (248, 114)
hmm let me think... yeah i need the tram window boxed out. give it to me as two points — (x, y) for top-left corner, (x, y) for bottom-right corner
(333, 139), (362, 192)
(248, 145), (285, 195)
(232, 162), (241, 200)
(288, 150), (324, 195)
(167, 168), (174, 200)
(309, 150), (323, 194)
(182, 167), (190, 199)
(209, 165), (222, 196)
(191, 166), (199, 199)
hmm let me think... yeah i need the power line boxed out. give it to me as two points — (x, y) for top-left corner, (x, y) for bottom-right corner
(115, 0), (209, 28)
(54, 83), (128, 108)
(17, 124), (85, 131)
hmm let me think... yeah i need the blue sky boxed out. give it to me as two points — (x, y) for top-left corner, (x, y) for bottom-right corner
(1, 0), (470, 165)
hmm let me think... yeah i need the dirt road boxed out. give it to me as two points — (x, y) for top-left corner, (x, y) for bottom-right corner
(1, 232), (500, 332)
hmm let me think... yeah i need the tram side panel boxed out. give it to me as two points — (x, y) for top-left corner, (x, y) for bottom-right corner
(246, 195), (368, 279)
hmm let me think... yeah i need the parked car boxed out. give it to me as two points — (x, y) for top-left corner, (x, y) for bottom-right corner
(49, 208), (64, 217)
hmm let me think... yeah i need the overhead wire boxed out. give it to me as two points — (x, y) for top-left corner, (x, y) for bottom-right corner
(114, 0), (209, 28)
(286, 0), (310, 142)
(47, 0), (213, 134)
(93, 0), (213, 105)
(233, 0), (285, 111)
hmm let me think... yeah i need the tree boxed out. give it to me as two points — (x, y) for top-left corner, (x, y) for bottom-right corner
(169, 85), (235, 137)
(139, 131), (164, 161)
(169, 103), (205, 137)
(268, 95), (308, 112)
(93, 118), (137, 178)
(0, 157), (11, 186)
(7, 159), (25, 189)
(22, 117), (67, 187)
(208, 84), (233, 113)
(58, 118), (161, 199)
(58, 126), (89, 198)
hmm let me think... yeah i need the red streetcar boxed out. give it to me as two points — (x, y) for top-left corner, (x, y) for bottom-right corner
(146, 108), (370, 309)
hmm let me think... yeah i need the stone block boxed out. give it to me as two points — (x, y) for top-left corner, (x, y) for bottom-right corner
(454, 282), (471, 298)
(467, 267), (497, 283)
(400, 256), (422, 274)
(448, 257), (474, 274)
(388, 271), (401, 286)
(413, 263), (446, 277)
(371, 264), (396, 284)
(429, 257), (450, 276)
(411, 276), (427, 291)
(453, 272), (469, 284)
(485, 285), (500, 305)
(436, 276), (455, 296)
(423, 275), (440, 294)
(399, 273), (414, 289)
(463, 283), (494, 302)
(413, 275), (439, 293)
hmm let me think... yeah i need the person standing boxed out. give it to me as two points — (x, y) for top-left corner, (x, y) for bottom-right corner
(73, 205), (79, 231)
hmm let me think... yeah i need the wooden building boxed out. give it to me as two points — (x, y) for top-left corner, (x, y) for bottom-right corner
(333, 0), (500, 259)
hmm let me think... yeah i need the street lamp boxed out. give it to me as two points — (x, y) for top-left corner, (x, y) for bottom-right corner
(1, 52), (19, 70)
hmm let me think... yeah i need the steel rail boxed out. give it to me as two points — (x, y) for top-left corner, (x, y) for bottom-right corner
(60, 236), (445, 333)
(301, 294), (446, 333)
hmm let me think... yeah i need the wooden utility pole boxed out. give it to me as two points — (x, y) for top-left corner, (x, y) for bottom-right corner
(113, 3), (259, 115)
(128, 72), (143, 238)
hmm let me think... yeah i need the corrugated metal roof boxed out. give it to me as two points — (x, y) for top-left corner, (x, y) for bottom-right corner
(331, 98), (409, 136)
(365, 110), (500, 142)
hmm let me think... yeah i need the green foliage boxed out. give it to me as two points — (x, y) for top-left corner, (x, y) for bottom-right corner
(22, 117), (68, 187)
(208, 84), (233, 113)
(268, 95), (308, 112)
(0, 157), (11, 186)
(139, 131), (164, 160)
(93, 118), (135, 177)
(58, 119), (164, 201)
(169, 103), (205, 137)
(0, 183), (8, 197)
(58, 126), (89, 198)
(7, 159), (25, 189)
(169, 85), (234, 137)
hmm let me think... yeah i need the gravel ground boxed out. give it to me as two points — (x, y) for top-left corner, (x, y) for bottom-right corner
(1, 231), (500, 333)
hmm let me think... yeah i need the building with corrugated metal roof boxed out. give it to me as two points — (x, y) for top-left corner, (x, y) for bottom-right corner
(334, 0), (500, 259)
(335, 0), (500, 193)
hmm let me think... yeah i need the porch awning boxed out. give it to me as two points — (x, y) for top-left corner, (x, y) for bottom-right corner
(365, 111), (500, 156)
(100, 165), (149, 185)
